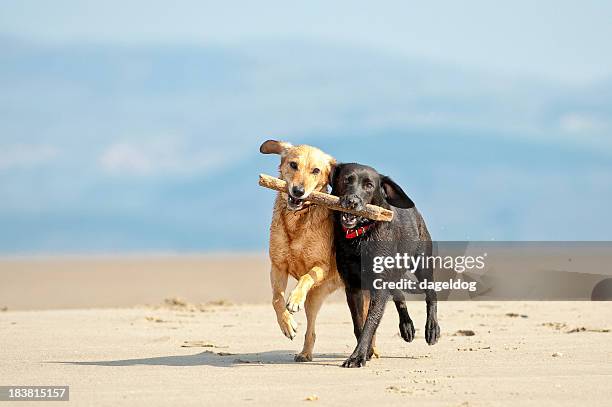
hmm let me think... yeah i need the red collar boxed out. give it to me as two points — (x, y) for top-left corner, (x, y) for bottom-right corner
(343, 223), (373, 239)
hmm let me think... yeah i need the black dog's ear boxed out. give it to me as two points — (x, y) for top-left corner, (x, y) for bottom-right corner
(329, 162), (343, 193)
(329, 162), (340, 184)
(259, 140), (292, 155)
(381, 176), (415, 209)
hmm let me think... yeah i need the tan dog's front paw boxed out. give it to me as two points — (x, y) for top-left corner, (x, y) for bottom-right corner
(277, 311), (298, 340)
(286, 288), (306, 313)
(294, 352), (312, 362)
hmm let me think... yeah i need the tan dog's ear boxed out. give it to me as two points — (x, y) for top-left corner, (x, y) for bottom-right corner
(259, 140), (292, 155)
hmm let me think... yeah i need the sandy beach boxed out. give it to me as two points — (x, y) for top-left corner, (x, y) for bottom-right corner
(1, 256), (611, 406)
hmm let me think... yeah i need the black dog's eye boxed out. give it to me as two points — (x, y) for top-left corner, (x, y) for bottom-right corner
(289, 162), (298, 170)
(365, 181), (374, 189)
(312, 168), (320, 175)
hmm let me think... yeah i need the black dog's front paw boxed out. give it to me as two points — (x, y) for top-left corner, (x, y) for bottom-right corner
(341, 352), (367, 368)
(425, 318), (440, 345)
(399, 318), (415, 342)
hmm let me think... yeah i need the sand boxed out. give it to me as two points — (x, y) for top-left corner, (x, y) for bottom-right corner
(0, 254), (279, 309)
(1, 256), (611, 406)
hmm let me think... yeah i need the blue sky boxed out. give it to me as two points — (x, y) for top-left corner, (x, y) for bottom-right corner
(0, 2), (611, 253)
(2, 1), (612, 82)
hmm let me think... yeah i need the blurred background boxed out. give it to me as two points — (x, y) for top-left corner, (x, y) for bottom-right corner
(1, 0), (611, 254)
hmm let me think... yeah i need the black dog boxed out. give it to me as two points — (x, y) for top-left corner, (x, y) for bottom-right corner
(331, 163), (440, 368)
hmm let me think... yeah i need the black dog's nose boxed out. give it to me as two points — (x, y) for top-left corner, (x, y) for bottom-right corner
(291, 185), (305, 198)
(341, 196), (361, 210)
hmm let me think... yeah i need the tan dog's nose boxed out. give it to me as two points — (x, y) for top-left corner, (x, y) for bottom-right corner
(291, 185), (305, 198)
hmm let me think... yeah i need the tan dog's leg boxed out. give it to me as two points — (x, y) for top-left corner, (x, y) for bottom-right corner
(271, 264), (297, 340)
(286, 265), (326, 313)
(294, 280), (334, 362)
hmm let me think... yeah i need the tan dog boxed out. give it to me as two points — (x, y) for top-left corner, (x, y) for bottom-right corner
(260, 140), (343, 362)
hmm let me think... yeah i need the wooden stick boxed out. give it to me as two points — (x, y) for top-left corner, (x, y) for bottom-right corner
(258, 173), (394, 222)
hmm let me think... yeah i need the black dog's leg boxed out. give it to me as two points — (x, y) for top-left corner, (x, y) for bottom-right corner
(342, 289), (389, 368)
(345, 286), (365, 342)
(345, 287), (378, 360)
(394, 300), (415, 342)
(416, 265), (440, 345)
(424, 288), (440, 345)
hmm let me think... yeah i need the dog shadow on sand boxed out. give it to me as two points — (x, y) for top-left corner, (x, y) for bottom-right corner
(52, 351), (349, 368)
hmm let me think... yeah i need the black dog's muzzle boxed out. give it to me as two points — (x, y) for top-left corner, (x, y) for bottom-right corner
(339, 194), (367, 229)
(339, 195), (364, 211)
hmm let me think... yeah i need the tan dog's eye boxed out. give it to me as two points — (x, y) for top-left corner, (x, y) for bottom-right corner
(312, 168), (320, 175)
(289, 162), (298, 170)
